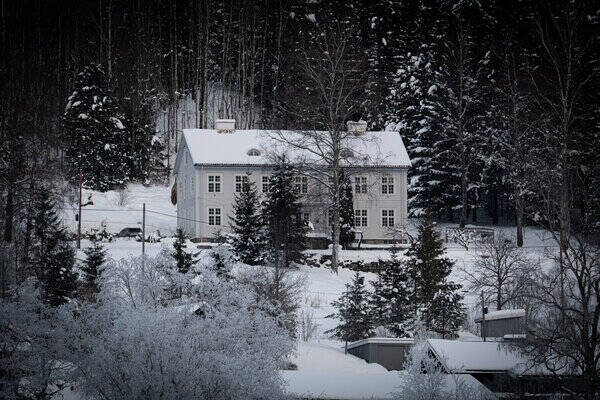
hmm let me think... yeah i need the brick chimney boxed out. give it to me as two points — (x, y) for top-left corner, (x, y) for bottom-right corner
(215, 119), (235, 133)
(347, 120), (367, 136)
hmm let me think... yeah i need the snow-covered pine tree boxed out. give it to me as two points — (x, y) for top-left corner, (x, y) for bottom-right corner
(121, 91), (167, 184)
(426, 6), (490, 225)
(369, 249), (415, 337)
(171, 228), (197, 274)
(326, 271), (373, 342)
(32, 188), (77, 306)
(338, 169), (355, 249)
(262, 159), (308, 267)
(229, 174), (266, 265)
(63, 63), (130, 191)
(382, 2), (446, 217)
(425, 282), (465, 338)
(82, 236), (107, 295)
(406, 213), (464, 336)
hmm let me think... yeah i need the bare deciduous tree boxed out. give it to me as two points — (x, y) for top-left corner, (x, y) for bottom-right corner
(269, 25), (371, 272)
(461, 233), (536, 310)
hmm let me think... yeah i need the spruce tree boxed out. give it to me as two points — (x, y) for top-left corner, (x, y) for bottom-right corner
(338, 169), (355, 249)
(62, 63), (130, 191)
(32, 188), (77, 307)
(405, 214), (464, 336)
(369, 249), (415, 337)
(229, 174), (266, 265)
(326, 272), (373, 342)
(262, 159), (308, 267)
(171, 228), (197, 274)
(82, 236), (107, 294)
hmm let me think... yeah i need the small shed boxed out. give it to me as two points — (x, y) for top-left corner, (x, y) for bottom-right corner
(475, 309), (526, 339)
(346, 337), (414, 370)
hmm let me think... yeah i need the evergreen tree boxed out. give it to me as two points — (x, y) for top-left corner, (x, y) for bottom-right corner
(262, 159), (308, 267)
(426, 282), (465, 338)
(406, 214), (464, 336)
(171, 228), (197, 274)
(121, 92), (167, 184)
(82, 236), (107, 294)
(326, 272), (373, 342)
(62, 63), (130, 191)
(32, 188), (77, 307)
(229, 174), (267, 265)
(338, 169), (355, 249)
(369, 249), (415, 337)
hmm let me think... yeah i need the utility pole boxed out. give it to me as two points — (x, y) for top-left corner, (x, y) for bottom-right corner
(481, 290), (486, 342)
(77, 170), (82, 249)
(142, 203), (146, 257)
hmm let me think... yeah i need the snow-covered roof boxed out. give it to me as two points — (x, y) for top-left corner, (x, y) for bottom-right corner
(347, 337), (414, 350)
(426, 339), (529, 374)
(475, 309), (526, 322)
(175, 129), (411, 170)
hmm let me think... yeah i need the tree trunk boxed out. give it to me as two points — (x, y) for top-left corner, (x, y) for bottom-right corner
(331, 165), (341, 273)
(515, 195), (524, 247)
(460, 172), (467, 228)
(3, 186), (13, 243)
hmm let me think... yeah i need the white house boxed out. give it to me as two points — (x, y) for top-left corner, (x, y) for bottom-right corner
(173, 120), (411, 245)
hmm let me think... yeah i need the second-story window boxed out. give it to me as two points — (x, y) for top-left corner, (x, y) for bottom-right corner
(208, 175), (221, 193)
(381, 176), (394, 194)
(262, 176), (271, 193)
(354, 177), (367, 194)
(235, 175), (249, 193)
(294, 176), (308, 194)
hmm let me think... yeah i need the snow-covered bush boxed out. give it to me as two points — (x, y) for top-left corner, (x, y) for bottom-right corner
(84, 221), (114, 242)
(61, 253), (294, 400)
(0, 281), (73, 400)
(300, 308), (319, 342)
(397, 339), (494, 400)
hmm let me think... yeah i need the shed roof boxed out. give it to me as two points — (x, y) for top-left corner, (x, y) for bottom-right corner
(175, 129), (411, 172)
(475, 309), (526, 323)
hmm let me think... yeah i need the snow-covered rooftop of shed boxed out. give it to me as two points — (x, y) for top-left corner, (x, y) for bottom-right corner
(347, 337), (414, 350)
(179, 129), (411, 168)
(427, 339), (527, 373)
(475, 309), (526, 322)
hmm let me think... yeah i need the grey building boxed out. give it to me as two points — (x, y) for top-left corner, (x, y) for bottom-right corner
(172, 120), (411, 243)
(474, 309), (526, 340)
(346, 338), (414, 370)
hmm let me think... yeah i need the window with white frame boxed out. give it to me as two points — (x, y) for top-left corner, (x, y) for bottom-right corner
(354, 209), (368, 227)
(381, 176), (394, 194)
(381, 209), (395, 227)
(303, 212), (310, 222)
(294, 176), (308, 194)
(354, 176), (367, 193)
(261, 176), (271, 193)
(208, 208), (221, 225)
(235, 175), (249, 193)
(208, 175), (221, 193)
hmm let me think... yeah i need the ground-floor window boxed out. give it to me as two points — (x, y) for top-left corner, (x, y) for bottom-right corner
(354, 209), (368, 227)
(381, 209), (395, 227)
(208, 207), (222, 226)
(262, 175), (271, 193)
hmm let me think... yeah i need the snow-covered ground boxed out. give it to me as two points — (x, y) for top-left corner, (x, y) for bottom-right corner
(67, 184), (556, 399)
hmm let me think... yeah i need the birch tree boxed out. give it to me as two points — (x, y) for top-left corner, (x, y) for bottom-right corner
(270, 25), (370, 272)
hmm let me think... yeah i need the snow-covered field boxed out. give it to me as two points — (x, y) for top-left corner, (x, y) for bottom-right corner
(68, 184), (557, 399)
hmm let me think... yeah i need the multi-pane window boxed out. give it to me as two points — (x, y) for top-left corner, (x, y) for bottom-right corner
(208, 208), (221, 226)
(262, 176), (271, 193)
(354, 209), (368, 227)
(208, 175), (221, 193)
(235, 175), (249, 193)
(381, 176), (394, 194)
(354, 177), (367, 193)
(294, 176), (308, 194)
(381, 209), (395, 227)
(303, 212), (310, 222)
